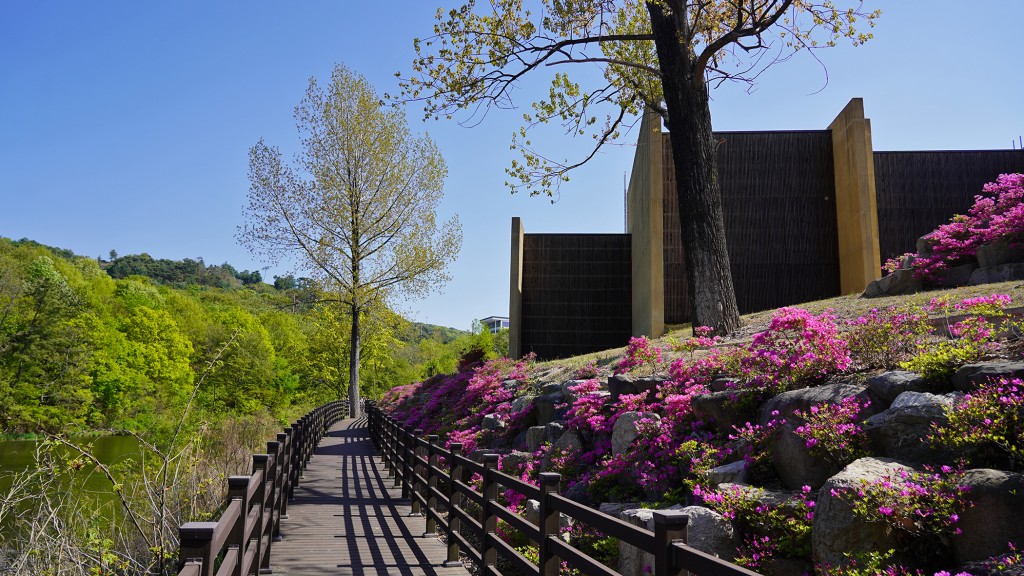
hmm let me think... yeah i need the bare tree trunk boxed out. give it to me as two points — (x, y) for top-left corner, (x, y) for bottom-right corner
(647, 1), (742, 335)
(348, 302), (362, 418)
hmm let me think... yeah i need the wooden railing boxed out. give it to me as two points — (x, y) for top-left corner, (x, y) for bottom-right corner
(177, 400), (348, 576)
(367, 401), (761, 576)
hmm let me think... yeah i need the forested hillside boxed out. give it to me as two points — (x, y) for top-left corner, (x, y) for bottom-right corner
(0, 237), (479, 435)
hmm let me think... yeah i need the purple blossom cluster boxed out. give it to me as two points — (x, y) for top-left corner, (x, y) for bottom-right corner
(899, 173), (1024, 282)
(794, 396), (870, 466)
(615, 336), (664, 374)
(378, 290), (1024, 576)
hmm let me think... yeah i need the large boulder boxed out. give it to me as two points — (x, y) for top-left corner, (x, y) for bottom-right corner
(611, 411), (660, 456)
(499, 451), (532, 475)
(550, 429), (582, 455)
(692, 388), (762, 432)
(544, 421), (566, 444)
(862, 391), (960, 463)
(634, 376), (666, 401)
(608, 374), (638, 401)
(812, 457), (917, 568)
(706, 461), (749, 487)
(970, 262), (1024, 285)
(975, 237), (1024, 268)
(865, 371), (930, 404)
(535, 389), (567, 425)
(481, 413), (506, 431)
(759, 382), (877, 424)
(525, 426), (546, 451)
(542, 429), (582, 472)
(510, 395), (536, 417)
(560, 379), (590, 405)
(938, 262), (978, 287)
(917, 234), (938, 257)
(618, 508), (657, 576)
(863, 269), (922, 298)
(952, 361), (1024, 392)
(770, 422), (842, 489)
(951, 469), (1024, 565)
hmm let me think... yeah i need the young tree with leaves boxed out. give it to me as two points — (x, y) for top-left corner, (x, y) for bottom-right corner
(400, 0), (879, 335)
(240, 64), (462, 418)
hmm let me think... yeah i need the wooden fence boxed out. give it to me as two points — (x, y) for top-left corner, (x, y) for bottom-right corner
(367, 402), (760, 576)
(176, 400), (348, 576)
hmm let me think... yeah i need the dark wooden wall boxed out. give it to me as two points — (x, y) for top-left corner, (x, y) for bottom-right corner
(874, 150), (1024, 263)
(520, 234), (632, 359)
(663, 131), (841, 323)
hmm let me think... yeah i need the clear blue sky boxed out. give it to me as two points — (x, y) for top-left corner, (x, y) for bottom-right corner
(2, 2), (1021, 330)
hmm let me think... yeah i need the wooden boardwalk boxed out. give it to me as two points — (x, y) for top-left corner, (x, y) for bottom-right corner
(270, 417), (470, 576)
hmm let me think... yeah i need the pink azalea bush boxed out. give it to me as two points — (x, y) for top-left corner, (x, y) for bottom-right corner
(793, 396), (870, 467)
(615, 336), (663, 374)
(379, 292), (1024, 576)
(846, 304), (932, 369)
(908, 173), (1024, 282)
(742, 308), (851, 393)
(930, 377), (1024, 471)
(840, 466), (971, 568)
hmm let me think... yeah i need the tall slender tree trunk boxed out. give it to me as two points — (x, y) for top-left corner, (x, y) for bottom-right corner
(647, 2), (742, 335)
(348, 302), (362, 418)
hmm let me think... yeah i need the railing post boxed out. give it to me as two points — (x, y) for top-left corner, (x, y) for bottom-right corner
(178, 522), (216, 576)
(480, 454), (500, 570)
(424, 434), (439, 536)
(410, 428), (425, 516)
(267, 440), (283, 542)
(537, 472), (562, 576)
(445, 442), (464, 567)
(228, 476), (251, 576)
(653, 510), (689, 576)
(401, 426), (414, 493)
(279, 430), (292, 517)
(380, 412), (392, 474)
(252, 454), (272, 574)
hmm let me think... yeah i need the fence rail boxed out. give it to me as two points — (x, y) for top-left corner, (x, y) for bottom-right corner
(176, 400), (348, 576)
(367, 401), (761, 576)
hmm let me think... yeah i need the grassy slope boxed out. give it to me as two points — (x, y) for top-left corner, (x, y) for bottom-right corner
(530, 280), (1024, 382)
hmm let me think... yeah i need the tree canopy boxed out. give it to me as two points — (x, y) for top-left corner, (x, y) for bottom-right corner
(240, 64), (462, 417)
(399, 0), (878, 334)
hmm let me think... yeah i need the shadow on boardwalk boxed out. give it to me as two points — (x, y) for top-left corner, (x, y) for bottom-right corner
(271, 417), (469, 576)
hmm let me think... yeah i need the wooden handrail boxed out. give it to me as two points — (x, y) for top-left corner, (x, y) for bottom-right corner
(176, 400), (348, 576)
(366, 400), (763, 576)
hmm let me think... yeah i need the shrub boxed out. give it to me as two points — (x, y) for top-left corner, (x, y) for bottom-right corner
(846, 304), (932, 369)
(930, 377), (1024, 471)
(615, 336), (663, 375)
(742, 308), (851, 393)
(841, 467), (970, 567)
(793, 396), (870, 467)
(693, 483), (816, 569)
(900, 296), (1010, 380)
(573, 361), (599, 379)
(911, 173), (1024, 282)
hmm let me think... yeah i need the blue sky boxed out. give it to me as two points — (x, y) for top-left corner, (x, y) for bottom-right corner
(1, 2), (1022, 330)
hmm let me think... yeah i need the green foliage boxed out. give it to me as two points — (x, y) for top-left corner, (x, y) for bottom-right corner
(0, 236), (457, 434)
(106, 253), (262, 289)
(240, 63), (462, 414)
(930, 378), (1024, 471)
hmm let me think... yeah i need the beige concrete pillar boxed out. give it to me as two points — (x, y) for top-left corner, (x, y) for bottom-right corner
(829, 98), (881, 294)
(626, 109), (665, 338)
(508, 217), (524, 359)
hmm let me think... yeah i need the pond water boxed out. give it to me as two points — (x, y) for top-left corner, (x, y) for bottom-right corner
(0, 435), (144, 529)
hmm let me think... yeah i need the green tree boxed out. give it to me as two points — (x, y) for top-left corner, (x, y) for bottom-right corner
(400, 0), (878, 334)
(240, 64), (462, 417)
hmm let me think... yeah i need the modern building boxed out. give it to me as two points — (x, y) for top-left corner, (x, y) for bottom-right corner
(509, 98), (1024, 360)
(480, 316), (510, 334)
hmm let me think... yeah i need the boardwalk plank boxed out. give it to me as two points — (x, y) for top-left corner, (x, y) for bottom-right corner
(271, 417), (469, 576)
